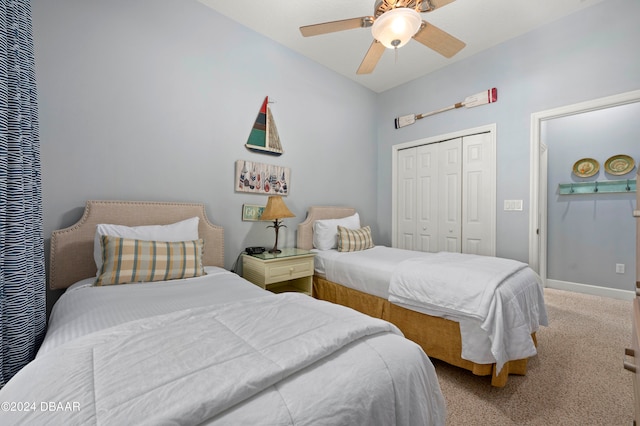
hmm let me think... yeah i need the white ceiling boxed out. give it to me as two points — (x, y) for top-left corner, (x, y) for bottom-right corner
(198, 0), (607, 93)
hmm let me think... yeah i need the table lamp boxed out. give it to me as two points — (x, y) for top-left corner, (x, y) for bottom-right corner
(259, 196), (295, 253)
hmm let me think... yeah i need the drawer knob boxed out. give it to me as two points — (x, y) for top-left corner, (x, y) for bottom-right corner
(624, 360), (637, 373)
(624, 348), (637, 373)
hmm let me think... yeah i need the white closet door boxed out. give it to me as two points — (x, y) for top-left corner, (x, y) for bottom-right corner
(416, 144), (439, 252)
(437, 138), (462, 252)
(394, 130), (495, 256)
(397, 148), (417, 249)
(462, 133), (495, 255)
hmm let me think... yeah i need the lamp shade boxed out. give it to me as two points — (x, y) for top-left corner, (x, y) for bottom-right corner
(260, 196), (295, 221)
(371, 7), (422, 49)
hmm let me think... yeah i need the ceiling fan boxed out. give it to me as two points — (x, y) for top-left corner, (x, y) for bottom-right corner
(299, 0), (465, 75)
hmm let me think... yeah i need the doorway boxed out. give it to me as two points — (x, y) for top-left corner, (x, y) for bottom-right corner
(529, 89), (640, 293)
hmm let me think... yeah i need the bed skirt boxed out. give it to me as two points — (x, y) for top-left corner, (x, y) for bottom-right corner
(313, 275), (535, 387)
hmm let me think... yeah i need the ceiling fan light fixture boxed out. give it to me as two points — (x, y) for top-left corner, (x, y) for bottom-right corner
(371, 7), (422, 49)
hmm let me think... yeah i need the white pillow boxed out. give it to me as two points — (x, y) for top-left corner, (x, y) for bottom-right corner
(93, 217), (200, 273)
(313, 213), (360, 250)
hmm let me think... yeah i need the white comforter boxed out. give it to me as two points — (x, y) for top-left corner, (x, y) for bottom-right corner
(389, 252), (546, 373)
(37, 267), (268, 355)
(1, 270), (446, 426)
(315, 247), (547, 373)
(388, 253), (527, 321)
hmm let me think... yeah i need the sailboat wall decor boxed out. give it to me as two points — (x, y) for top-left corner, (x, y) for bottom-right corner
(245, 96), (283, 156)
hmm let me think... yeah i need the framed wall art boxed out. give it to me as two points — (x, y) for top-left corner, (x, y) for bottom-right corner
(235, 160), (290, 195)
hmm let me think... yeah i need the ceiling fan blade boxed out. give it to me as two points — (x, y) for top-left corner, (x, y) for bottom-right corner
(412, 21), (465, 58)
(357, 40), (386, 75)
(300, 16), (374, 37)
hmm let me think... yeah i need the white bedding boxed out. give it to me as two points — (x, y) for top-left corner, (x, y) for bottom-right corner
(313, 246), (548, 372)
(313, 246), (419, 299)
(38, 267), (266, 356)
(2, 267), (446, 425)
(389, 252), (527, 321)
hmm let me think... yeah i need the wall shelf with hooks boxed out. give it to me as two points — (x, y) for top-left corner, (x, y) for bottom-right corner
(559, 179), (636, 195)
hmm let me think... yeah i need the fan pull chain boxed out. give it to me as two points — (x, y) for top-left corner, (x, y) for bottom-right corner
(390, 39), (401, 64)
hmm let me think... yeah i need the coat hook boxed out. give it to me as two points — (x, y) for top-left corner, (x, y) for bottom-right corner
(626, 179), (631, 191)
(569, 184), (574, 193)
(593, 181), (598, 193)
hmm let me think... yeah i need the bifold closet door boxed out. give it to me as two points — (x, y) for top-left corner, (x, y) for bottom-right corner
(397, 147), (418, 250)
(437, 138), (462, 252)
(461, 132), (494, 256)
(416, 144), (439, 252)
(396, 139), (462, 253)
(396, 132), (494, 255)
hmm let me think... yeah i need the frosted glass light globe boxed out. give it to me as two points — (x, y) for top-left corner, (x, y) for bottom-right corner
(371, 8), (422, 49)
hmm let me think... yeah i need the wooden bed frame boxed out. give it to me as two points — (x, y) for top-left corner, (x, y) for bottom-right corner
(49, 200), (224, 290)
(297, 206), (533, 387)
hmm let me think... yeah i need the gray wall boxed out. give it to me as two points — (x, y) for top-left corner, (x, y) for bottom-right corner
(32, 0), (378, 272)
(375, 0), (640, 267)
(545, 103), (639, 291)
(32, 0), (640, 294)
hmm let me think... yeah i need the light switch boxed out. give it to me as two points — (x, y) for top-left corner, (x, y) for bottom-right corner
(504, 200), (523, 211)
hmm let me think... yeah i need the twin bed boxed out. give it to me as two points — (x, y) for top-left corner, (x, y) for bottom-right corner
(0, 201), (446, 425)
(297, 206), (547, 387)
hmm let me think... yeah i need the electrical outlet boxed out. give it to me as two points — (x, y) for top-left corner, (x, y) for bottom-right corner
(616, 264), (625, 274)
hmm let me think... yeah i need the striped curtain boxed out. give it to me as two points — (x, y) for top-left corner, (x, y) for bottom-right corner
(0, 0), (45, 387)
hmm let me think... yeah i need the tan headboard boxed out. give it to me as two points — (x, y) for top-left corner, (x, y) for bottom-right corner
(49, 200), (224, 290)
(297, 206), (357, 250)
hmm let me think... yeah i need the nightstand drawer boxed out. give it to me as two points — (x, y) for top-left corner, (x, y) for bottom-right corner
(264, 257), (314, 284)
(241, 249), (315, 295)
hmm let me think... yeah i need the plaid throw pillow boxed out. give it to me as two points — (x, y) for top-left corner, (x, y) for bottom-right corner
(95, 235), (205, 286)
(337, 225), (374, 252)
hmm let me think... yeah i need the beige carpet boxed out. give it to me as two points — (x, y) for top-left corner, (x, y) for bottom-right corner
(434, 288), (634, 425)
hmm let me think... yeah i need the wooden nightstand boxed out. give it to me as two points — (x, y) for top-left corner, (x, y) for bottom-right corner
(242, 248), (315, 295)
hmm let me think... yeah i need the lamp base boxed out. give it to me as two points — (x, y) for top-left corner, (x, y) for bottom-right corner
(267, 219), (285, 254)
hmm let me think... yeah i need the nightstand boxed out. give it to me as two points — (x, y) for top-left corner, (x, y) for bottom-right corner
(242, 248), (315, 295)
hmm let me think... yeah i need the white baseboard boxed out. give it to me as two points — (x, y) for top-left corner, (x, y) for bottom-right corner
(546, 279), (635, 301)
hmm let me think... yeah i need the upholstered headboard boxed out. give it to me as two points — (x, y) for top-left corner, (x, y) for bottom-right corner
(49, 200), (224, 290)
(297, 206), (357, 250)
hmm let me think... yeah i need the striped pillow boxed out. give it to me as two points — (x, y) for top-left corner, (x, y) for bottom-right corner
(95, 235), (205, 286)
(337, 225), (374, 252)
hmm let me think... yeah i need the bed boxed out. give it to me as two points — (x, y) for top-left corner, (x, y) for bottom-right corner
(0, 200), (446, 425)
(297, 206), (548, 387)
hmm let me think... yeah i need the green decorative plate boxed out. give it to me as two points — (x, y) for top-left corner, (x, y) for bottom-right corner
(572, 158), (599, 178)
(604, 154), (635, 175)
